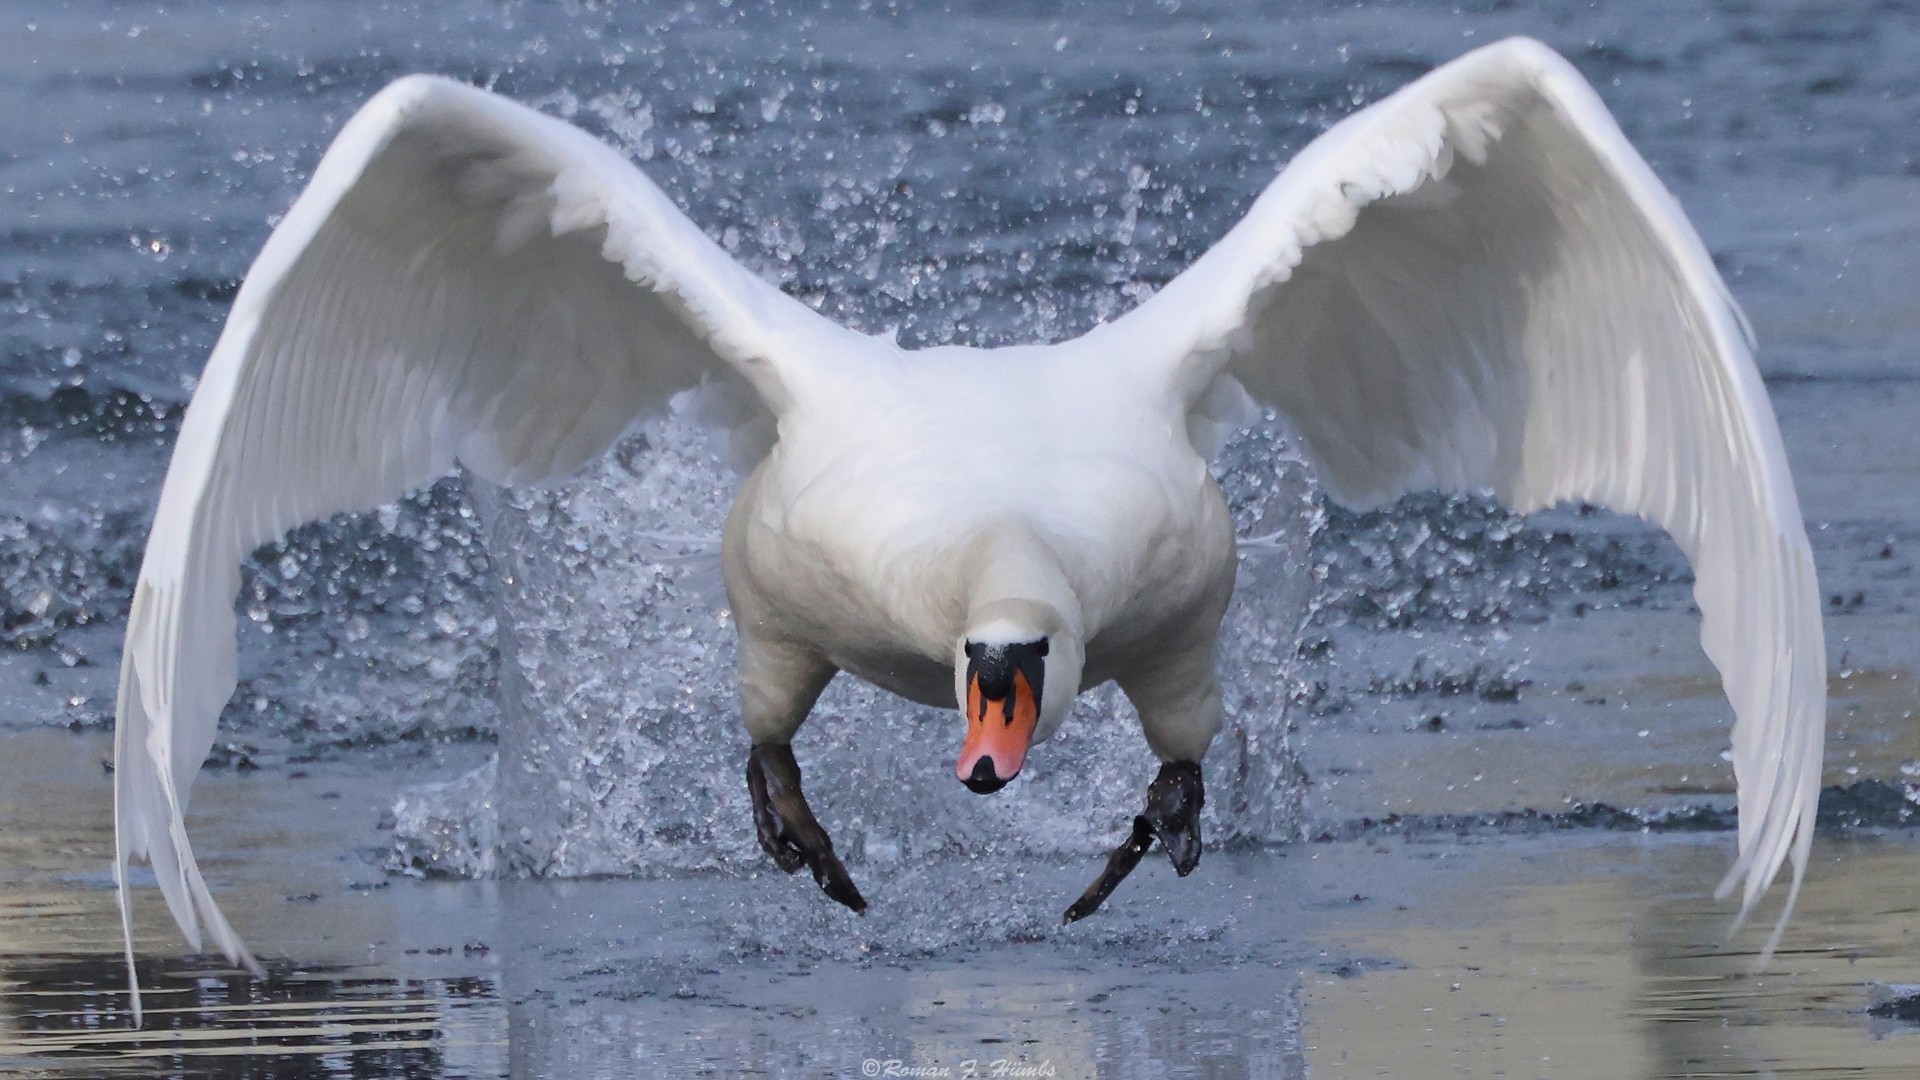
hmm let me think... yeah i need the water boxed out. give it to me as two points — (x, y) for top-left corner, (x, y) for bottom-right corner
(11, 727), (1920, 1078)
(3, 0), (1918, 1075)
(465, 410), (1317, 896)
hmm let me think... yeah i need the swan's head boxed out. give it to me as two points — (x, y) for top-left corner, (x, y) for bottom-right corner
(952, 608), (1083, 794)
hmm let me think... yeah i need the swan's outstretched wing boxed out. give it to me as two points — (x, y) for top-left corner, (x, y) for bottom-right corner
(1095, 37), (1825, 953)
(114, 74), (866, 1018)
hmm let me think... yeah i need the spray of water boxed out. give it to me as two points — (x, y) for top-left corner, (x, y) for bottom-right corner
(387, 405), (1321, 951)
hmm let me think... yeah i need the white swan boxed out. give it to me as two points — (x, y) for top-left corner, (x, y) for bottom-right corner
(113, 36), (1826, 1020)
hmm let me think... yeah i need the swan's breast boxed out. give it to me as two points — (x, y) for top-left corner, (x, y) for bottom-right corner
(727, 344), (1231, 691)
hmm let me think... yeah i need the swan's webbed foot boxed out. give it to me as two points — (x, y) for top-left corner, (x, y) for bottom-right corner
(747, 743), (866, 913)
(1062, 761), (1204, 923)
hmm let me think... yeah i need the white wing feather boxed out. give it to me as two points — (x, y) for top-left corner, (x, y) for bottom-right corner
(1093, 37), (1825, 954)
(113, 74), (867, 1020)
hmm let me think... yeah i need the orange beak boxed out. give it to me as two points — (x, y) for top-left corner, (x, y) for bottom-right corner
(957, 666), (1039, 793)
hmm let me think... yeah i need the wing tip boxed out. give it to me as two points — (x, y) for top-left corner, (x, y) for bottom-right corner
(1713, 791), (1816, 970)
(1720, 857), (1805, 971)
(114, 648), (261, 1020)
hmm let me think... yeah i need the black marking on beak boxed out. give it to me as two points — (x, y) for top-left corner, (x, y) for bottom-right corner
(963, 757), (1009, 794)
(964, 638), (1048, 725)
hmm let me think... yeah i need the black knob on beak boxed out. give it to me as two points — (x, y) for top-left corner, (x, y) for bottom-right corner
(962, 756), (1009, 794)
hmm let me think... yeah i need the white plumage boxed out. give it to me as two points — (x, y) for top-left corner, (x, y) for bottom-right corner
(114, 37), (1825, 1022)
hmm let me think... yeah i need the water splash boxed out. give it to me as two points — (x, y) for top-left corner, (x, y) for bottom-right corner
(390, 407), (1321, 936)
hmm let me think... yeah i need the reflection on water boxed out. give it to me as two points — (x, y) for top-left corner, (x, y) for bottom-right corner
(496, 959), (1305, 1079)
(1304, 833), (1920, 1079)
(0, 953), (1311, 1079)
(1, 957), (499, 1078)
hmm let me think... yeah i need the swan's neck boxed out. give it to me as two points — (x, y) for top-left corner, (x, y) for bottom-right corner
(961, 527), (1080, 642)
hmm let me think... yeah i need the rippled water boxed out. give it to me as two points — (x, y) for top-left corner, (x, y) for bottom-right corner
(12, 727), (1920, 1078)
(4, 0), (1918, 1075)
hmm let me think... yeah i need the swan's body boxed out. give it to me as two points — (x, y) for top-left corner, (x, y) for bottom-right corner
(725, 341), (1232, 745)
(112, 37), (1828, 1021)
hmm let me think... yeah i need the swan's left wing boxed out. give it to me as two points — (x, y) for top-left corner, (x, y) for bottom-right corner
(1092, 37), (1825, 954)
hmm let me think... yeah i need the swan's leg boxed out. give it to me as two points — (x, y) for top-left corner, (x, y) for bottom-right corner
(747, 743), (865, 911)
(1063, 761), (1205, 922)
(738, 636), (865, 912)
(1063, 649), (1220, 922)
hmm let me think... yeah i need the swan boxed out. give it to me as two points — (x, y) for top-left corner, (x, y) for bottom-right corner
(112, 36), (1827, 1020)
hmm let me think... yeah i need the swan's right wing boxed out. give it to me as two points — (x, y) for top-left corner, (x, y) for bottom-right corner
(114, 74), (870, 1020)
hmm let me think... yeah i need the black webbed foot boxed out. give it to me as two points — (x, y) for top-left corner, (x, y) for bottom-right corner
(747, 743), (866, 913)
(1063, 761), (1204, 923)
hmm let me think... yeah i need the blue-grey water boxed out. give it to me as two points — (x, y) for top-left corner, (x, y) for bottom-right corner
(3, 1), (1919, 1076)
